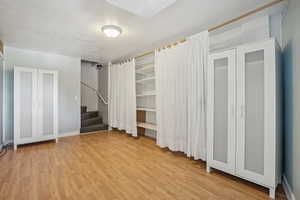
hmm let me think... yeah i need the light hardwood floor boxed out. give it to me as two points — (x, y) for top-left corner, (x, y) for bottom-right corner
(0, 131), (287, 200)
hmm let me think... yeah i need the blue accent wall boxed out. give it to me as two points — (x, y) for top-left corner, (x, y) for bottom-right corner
(282, 0), (300, 197)
(282, 40), (294, 190)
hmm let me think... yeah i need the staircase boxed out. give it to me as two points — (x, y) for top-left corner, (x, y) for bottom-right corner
(80, 106), (108, 133)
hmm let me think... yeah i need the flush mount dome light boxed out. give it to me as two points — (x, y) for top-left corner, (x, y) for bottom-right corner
(101, 25), (122, 38)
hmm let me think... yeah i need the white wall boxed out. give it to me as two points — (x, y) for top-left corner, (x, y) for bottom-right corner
(282, 0), (300, 198)
(0, 54), (3, 145)
(210, 14), (284, 53)
(98, 65), (108, 124)
(81, 61), (98, 112)
(3, 46), (81, 141)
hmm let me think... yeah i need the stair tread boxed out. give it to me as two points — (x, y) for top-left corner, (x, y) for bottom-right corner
(83, 111), (98, 114)
(80, 123), (108, 133)
(83, 124), (106, 128)
(81, 116), (102, 122)
(81, 111), (99, 120)
(80, 107), (106, 133)
(81, 116), (103, 127)
(81, 106), (87, 113)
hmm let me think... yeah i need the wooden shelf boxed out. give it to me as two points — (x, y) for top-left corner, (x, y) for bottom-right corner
(137, 122), (157, 131)
(136, 76), (155, 84)
(136, 91), (156, 97)
(137, 108), (156, 112)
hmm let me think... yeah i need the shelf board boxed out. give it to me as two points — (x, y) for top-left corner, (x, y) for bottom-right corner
(136, 62), (154, 68)
(136, 91), (156, 97)
(136, 76), (155, 84)
(136, 64), (154, 75)
(137, 108), (156, 112)
(137, 122), (157, 131)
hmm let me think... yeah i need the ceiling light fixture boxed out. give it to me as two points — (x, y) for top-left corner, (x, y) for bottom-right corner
(101, 25), (122, 38)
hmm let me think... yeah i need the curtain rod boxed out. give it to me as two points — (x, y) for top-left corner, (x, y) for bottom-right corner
(129, 0), (284, 61)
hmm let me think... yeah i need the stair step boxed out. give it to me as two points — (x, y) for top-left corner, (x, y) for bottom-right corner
(80, 124), (108, 133)
(81, 117), (103, 127)
(81, 106), (87, 113)
(81, 111), (98, 120)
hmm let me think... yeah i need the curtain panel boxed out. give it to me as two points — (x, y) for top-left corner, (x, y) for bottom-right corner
(156, 31), (209, 160)
(108, 60), (137, 137)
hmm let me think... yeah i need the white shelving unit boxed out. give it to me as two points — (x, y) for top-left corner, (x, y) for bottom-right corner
(136, 90), (156, 97)
(135, 54), (157, 137)
(137, 122), (157, 131)
(136, 108), (156, 112)
(136, 64), (155, 75)
(136, 76), (155, 84)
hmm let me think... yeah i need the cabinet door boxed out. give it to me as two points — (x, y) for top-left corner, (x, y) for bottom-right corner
(207, 49), (236, 175)
(14, 67), (38, 143)
(236, 40), (276, 186)
(37, 70), (58, 138)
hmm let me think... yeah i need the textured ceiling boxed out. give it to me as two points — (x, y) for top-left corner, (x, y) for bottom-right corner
(0, 0), (283, 63)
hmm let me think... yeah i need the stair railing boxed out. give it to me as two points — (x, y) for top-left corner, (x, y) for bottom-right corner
(81, 81), (108, 105)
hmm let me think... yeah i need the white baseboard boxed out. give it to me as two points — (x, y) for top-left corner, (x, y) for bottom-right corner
(80, 130), (108, 136)
(58, 130), (80, 138)
(283, 175), (296, 200)
(2, 130), (84, 144)
(0, 132), (80, 146)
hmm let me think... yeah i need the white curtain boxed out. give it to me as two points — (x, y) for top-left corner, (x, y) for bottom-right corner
(156, 31), (209, 160)
(108, 60), (137, 137)
(186, 32), (209, 160)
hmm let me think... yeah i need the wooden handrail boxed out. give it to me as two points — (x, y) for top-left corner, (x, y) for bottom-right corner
(81, 81), (108, 105)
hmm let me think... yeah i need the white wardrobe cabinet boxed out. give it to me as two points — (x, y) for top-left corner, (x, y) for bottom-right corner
(207, 39), (282, 199)
(14, 66), (58, 150)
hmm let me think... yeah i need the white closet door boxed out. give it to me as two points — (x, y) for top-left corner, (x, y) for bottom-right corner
(207, 49), (236, 175)
(14, 67), (38, 143)
(38, 70), (58, 138)
(236, 40), (276, 186)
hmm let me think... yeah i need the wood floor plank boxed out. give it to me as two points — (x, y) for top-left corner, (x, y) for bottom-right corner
(0, 131), (287, 200)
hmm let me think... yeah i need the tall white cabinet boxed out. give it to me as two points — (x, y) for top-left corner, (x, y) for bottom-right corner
(207, 39), (282, 199)
(14, 66), (58, 150)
